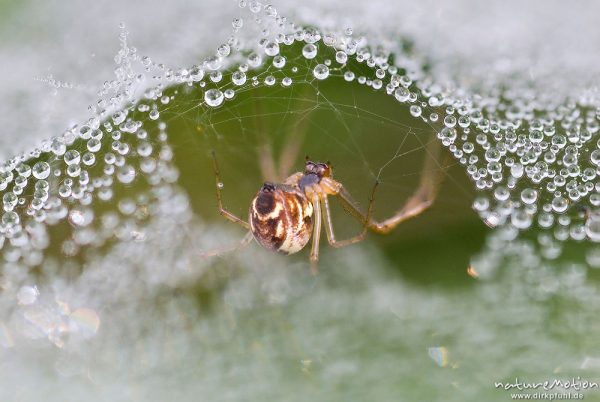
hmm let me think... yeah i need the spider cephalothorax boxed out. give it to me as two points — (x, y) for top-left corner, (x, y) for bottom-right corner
(303, 160), (331, 178)
(298, 160), (331, 192)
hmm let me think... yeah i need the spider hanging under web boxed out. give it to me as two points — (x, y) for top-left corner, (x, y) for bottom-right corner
(203, 131), (447, 273)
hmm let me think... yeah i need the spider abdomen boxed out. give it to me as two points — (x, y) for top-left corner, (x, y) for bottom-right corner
(249, 183), (313, 254)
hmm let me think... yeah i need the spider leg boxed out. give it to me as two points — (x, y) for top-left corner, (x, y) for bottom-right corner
(258, 140), (278, 183)
(309, 193), (322, 274)
(254, 95), (278, 182)
(321, 181), (377, 248)
(211, 151), (250, 230)
(199, 231), (254, 258)
(368, 138), (446, 233)
(336, 139), (447, 234)
(283, 172), (304, 186)
(278, 85), (315, 180)
(277, 111), (312, 180)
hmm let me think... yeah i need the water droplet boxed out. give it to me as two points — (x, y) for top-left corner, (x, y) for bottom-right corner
(232, 71), (247, 86)
(17, 286), (39, 306)
(204, 89), (224, 107)
(2, 211), (19, 227)
(232, 17), (243, 30)
(117, 165), (136, 184)
(511, 209), (532, 229)
(264, 41), (279, 56)
(64, 150), (81, 165)
(551, 196), (569, 213)
(217, 44), (231, 57)
(520, 188), (538, 204)
(409, 105), (422, 117)
(51, 138), (66, 155)
(272, 56), (286, 68)
(189, 65), (204, 82)
(249, 0), (261, 13)
(394, 87), (409, 102)
(302, 44), (317, 59)
(313, 64), (329, 80)
(335, 51), (348, 64)
(586, 214), (600, 242)
(87, 138), (101, 153)
(32, 162), (50, 180)
(69, 208), (94, 227)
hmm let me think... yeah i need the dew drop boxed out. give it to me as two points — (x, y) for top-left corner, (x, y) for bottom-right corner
(591, 150), (600, 166)
(69, 208), (94, 227)
(232, 18), (243, 30)
(17, 286), (38, 306)
(32, 162), (50, 180)
(2, 211), (19, 227)
(313, 64), (329, 80)
(117, 165), (136, 184)
(551, 196), (569, 213)
(585, 214), (600, 242)
(64, 150), (81, 165)
(204, 89), (224, 107)
(511, 209), (532, 230)
(335, 51), (348, 64)
(409, 105), (422, 117)
(232, 71), (247, 86)
(264, 41), (280, 56)
(272, 56), (285, 68)
(302, 44), (317, 59)
(520, 188), (538, 205)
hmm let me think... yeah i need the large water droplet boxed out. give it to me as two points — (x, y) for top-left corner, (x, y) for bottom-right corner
(586, 214), (600, 242)
(302, 44), (317, 59)
(117, 165), (136, 184)
(64, 150), (81, 165)
(204, 89), (224, 107)
(313, 64), (329, 80)
(264, 41), (280, 57)
(32, 162), (50, 180)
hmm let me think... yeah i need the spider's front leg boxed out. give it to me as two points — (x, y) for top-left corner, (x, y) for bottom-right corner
(210, 151), (250, 230)
(198, 231), (254, 258)
(367, 138), (446, 233)
(197, 152), (254, 260)
(309, 193), (322, 275)
(334, 138), (447, 234)
(319, 181), (378, 248)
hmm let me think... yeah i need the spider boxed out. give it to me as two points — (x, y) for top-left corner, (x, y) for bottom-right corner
(205, 139), (445, 273)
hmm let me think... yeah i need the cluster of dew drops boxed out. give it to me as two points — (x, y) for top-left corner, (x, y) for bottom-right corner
(1, 0), (600, 347)
(0, 22), (187, 348)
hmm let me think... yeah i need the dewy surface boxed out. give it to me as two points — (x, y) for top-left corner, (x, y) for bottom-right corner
(1, 1), (600, 401)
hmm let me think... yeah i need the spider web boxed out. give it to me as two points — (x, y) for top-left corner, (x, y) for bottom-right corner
(158, 50), (474, 242)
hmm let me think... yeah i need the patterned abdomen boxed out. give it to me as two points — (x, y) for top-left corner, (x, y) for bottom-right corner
(249, 183), (313, 254)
